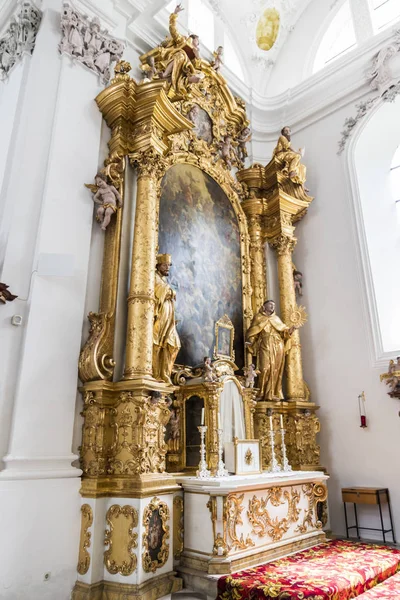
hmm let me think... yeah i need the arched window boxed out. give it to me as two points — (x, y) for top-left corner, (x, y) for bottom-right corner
(223, 31), (245, 82)
(391, 144), (400, 220)
(353, 95), (400, 357)
(370, 0), (400, 32)
(313, 1), (357, 73)
(188, 0), (214, 51)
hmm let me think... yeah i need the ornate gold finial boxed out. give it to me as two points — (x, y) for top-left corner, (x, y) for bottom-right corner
(114, 60), (131, 76)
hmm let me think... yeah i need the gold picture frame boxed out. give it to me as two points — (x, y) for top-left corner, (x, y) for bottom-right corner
(214, 314), (235, 361)
(142, 497), (170, 573)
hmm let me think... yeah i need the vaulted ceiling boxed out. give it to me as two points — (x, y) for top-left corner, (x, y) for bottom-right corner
(213, 0), (315, 89)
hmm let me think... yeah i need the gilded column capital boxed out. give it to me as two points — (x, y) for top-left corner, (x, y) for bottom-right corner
(129, 148), (168, 180)
(269, 235), (297, 256)
(95, 61), (136, 155)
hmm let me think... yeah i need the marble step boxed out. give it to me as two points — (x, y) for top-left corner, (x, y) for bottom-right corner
(171, 592), (207, 600)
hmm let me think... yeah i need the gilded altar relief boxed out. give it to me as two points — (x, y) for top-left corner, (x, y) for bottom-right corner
(159, 163), (244, 368)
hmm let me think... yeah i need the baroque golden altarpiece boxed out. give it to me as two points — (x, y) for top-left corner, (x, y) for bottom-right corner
(72, 12), (326, 600)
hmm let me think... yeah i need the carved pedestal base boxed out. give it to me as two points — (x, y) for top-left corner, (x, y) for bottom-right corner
(72, 572), (182, 600)
(73, 488), (184, 600)
(74, 379), (185, 599)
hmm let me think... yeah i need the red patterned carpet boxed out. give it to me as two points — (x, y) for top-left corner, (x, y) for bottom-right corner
(217, 540), (400, 600)
(357, 571), (400, 598)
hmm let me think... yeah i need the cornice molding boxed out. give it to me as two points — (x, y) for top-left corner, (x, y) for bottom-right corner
(250, 26), (400, 139)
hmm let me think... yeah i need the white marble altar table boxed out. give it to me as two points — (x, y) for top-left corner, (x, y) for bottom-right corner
(176, 471), (329, 574)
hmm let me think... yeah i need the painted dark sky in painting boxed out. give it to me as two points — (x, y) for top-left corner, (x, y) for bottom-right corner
(158, 164), (244, 368)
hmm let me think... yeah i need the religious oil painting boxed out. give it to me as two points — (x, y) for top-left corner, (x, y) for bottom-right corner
(158, 164), (244, 368)
(214, 314), (235, 360)
(256, 8), (280, 51)
(143, 499), (169, 573)
(147, 509), (163, 562)
(216, 325), (233, 359)
(187, 104), (213, 145)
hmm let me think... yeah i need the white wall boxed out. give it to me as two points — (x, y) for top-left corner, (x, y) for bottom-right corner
(0, 1), (140, 598)
(282, 100), (400, 540)
(252, 1), (400, 537)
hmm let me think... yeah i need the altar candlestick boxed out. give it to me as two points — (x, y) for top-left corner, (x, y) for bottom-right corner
(201, 408), (205, 425)
(280, 414), (284, 429)
(268, 412), (281, 473)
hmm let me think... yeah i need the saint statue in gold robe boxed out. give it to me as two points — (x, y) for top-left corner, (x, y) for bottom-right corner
(273, 126), (307, 188)
(246, 300), (294, 401)
(153, 253), (181, 385)
(158, 4), (203, 97)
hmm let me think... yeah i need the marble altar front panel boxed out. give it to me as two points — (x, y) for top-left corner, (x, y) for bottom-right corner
(177, 471), (329, 574)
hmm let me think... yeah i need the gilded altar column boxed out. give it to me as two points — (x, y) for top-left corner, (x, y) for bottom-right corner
(122, 80), (193, 379)
(241, 195), (267, 315)
(270, 234), (305, 400)
(123, 152), (166, 379)
(237, 165), (268, 315)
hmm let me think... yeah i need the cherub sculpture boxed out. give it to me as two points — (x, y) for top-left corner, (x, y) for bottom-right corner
(237, 126), (252, 162)
(211, 46), (223, 72)
(86, 173), (122, 231)
(168, 409), (180, 452)
(243, 364), (259, 388)
(293, 270), (303, 297)
(218, 134), (235, 169)
(140, 56), (157, 82)
(0, 283), (17, 304)
(203, 357), (218, 382)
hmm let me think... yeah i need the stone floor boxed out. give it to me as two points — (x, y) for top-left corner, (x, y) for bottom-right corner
(159, 591), (208, 600)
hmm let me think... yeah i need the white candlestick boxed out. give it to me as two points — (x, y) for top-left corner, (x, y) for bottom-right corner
(201, 408), (205, 425)
(218, 413), (221, 429)
(280, 414), (284, 429)
(268, 413), (281, 473)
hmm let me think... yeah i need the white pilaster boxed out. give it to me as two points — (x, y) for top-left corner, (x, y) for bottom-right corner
(0, 0), (111, 597)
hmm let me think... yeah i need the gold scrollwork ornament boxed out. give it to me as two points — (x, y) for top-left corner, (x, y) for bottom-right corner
(104, 505), (138, 576)
(77, 504), (93, 575)
(173, 496), (184, 560)
(226, 493), (255, 551)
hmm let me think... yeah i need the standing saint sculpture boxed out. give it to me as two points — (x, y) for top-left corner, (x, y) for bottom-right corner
(153, 253), (181, 385)
(273, 126), (307, 189)
(246, 300), (295, 401)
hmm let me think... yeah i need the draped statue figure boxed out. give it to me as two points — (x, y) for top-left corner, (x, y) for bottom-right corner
(246, 300), (294, 401)
(159, 4), (203, 97)
(273, 126), (307, 188)
(153, 253), (181, 384)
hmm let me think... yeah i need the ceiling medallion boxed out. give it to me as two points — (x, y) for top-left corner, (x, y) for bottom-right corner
(256, 8), (280, 51)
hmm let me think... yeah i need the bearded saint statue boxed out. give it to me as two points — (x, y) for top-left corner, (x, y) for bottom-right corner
(272, 125), (307, 188)
(246, 300), (295, 401)
(153, 253), (181, 385)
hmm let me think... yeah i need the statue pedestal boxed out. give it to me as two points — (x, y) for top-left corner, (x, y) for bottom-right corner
(176, 470), (328, 576)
